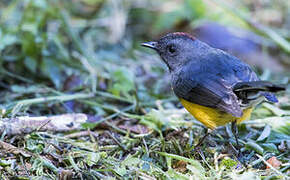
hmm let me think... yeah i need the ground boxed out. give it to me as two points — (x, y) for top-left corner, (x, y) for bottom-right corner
(0, 0), (289, 179)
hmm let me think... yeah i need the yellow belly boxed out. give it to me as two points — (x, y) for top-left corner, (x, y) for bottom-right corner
(180, 98), (253, 129)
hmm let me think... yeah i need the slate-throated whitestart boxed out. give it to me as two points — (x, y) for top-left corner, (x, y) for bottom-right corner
(142, 32), (285, 153)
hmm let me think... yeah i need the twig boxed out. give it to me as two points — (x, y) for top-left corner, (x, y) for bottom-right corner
(0, 113), (88, 135)
(0, 140), (32, 157)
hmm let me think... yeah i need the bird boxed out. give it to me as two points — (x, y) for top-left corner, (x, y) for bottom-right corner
(141, 32), (285, 154)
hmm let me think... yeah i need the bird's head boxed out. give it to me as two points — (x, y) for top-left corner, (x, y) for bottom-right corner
(142, 32), (204, 71)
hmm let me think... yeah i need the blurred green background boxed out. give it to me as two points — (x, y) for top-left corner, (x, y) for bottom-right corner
(0, 0), (289, 116)
(0, 0), (289, 179)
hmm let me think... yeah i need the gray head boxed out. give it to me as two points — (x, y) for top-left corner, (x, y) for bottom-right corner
(142, 32), (208, 72)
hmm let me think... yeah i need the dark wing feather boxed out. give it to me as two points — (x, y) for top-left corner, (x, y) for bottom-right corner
(234, 81), (286, 92)
(234, 81), (285, 103)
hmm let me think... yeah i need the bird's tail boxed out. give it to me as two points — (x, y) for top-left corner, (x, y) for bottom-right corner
(233, 81), (286, 103)
(234, 81), (286, 92)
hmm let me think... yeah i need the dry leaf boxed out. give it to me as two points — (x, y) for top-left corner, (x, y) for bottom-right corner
(118, 124), (149, 134)
(266, 156), (282, 169)
(172, 160), (187, 173)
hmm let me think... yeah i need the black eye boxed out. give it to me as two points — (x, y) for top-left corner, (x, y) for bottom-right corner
(167, 45), (176, 54)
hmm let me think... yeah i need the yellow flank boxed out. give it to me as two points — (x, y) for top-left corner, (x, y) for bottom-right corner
(180, 98), (253, 129)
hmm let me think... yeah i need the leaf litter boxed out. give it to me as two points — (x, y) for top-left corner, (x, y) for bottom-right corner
(0, 0), (289, 179)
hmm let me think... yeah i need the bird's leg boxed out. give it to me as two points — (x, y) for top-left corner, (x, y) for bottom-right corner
(193, 128), (210, 152)
(231, 121), (241, 157)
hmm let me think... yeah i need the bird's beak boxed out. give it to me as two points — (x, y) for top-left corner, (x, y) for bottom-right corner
(141, 41), (157, 50)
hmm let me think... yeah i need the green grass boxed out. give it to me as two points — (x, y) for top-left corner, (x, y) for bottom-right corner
(0, 0), (289, 179)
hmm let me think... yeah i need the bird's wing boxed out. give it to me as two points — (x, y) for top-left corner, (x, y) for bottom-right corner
(173, 73), (244, 117)
(172, 50), (258, 117)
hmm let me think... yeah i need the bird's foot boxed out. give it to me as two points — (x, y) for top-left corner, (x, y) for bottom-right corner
(192, 130), (211, 153)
